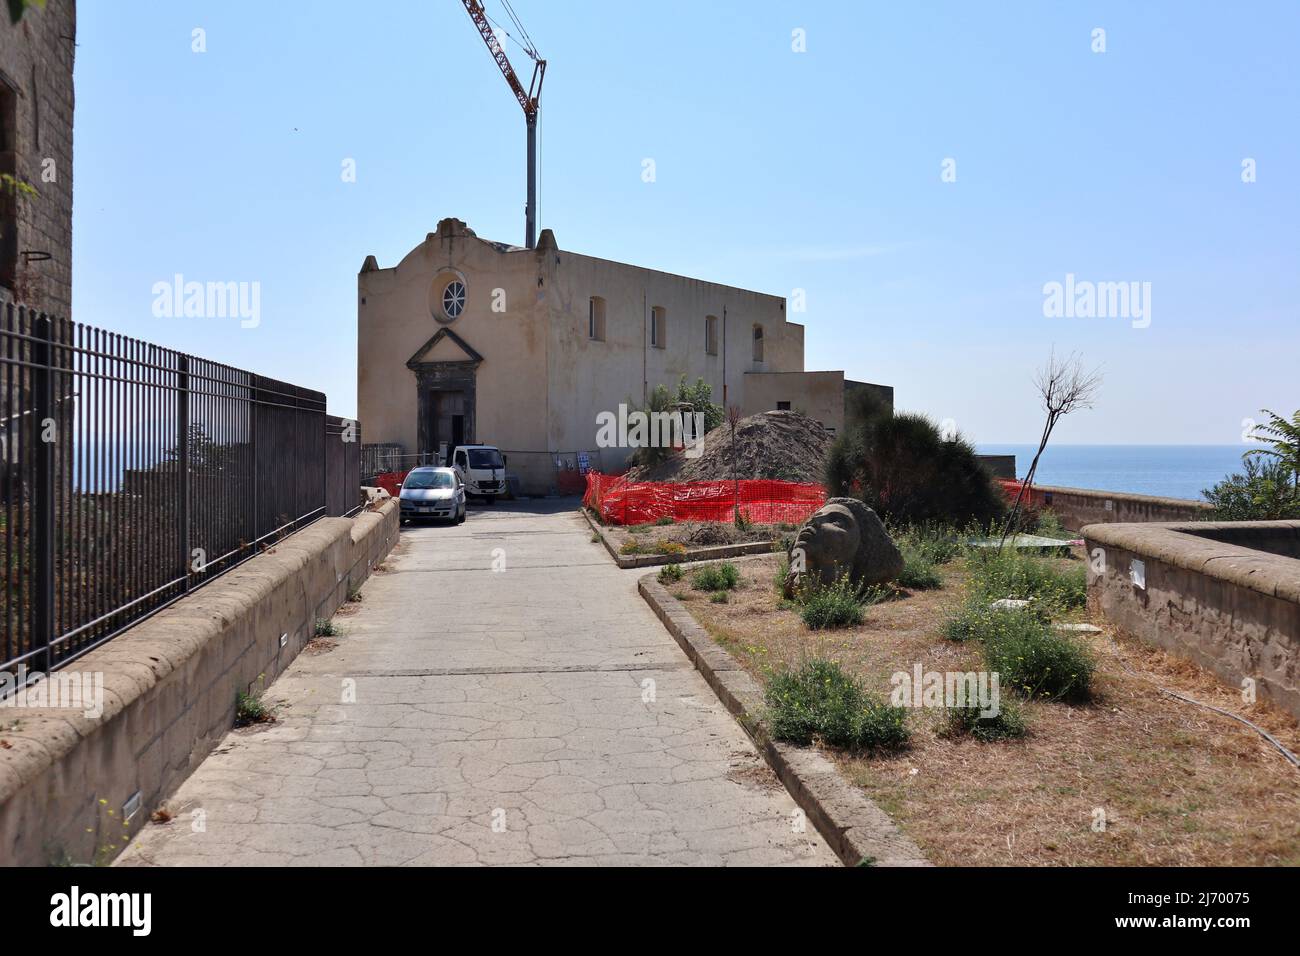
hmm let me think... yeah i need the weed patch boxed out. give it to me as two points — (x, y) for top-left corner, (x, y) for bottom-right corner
(941, 699), (1027, 741)
(765, 658), (909, 751)
(967, 548), (1086, 611)
(658, 563), (684, 584)
(692, 562), (740, 592)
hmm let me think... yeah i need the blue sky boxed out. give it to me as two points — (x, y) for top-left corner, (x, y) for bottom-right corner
(71, 0), (1298, 442)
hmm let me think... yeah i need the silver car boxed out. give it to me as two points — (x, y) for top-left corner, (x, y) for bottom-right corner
(399, 466), (466, 524)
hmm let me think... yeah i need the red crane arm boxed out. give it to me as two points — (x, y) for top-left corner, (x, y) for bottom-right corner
(460, 0), (542, 117)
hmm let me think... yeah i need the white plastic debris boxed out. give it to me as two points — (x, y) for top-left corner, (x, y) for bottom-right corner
(989, 598), (1031, 611)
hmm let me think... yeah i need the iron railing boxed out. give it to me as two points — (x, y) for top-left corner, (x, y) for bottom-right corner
(360, 442), (415, 483)
(1, 303), (361, 677)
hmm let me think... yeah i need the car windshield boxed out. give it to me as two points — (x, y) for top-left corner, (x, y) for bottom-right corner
(404, 471), (454, 490)
(467, 448), (504, 469)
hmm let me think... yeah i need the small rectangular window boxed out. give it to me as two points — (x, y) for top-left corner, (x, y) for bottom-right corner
(650, 306), (666, 348)
(588, 296), (606, 341)
(776, 401), (791, 411)
(705, 315), (718, 355)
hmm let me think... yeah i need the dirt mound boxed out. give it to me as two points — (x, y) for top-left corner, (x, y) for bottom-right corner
(625, 410), (833, 485)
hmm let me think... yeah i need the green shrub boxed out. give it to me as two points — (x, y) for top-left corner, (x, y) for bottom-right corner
(774, 552), (790, 594)
(655, 516), (676, 526)
(825, 392), (1006, 528)
(766, 659), (910, 751)
(891, 525), (949, 590)
(942, 699), (1026, 741)
(793, 574), (892, 630)
(1032, 509), (1067, 539)
(943, 601), (1047, 643)
(709, 591), (729, 604)
(894, 523), (964, 565)
(657, 563), (684, 584)
(1203, 456), (1300, 521)
(692, 562), (740, 591)
(798, 575), (865, 629)
(897, 553), (942, 590)
(314, 618), (338, 637)
(674, 375), (725, 433)
(967, 548), (1086, 611)
(626, 377), (724, 469)
(985, 620), (1094, 702)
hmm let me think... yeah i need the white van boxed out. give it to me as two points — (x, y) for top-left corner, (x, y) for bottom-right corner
(450, 444), (507, 502)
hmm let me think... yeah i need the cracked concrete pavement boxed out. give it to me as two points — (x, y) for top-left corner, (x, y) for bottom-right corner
(117, 502), (836, 866)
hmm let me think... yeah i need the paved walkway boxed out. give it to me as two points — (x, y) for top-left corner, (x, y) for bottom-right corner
(118, 502), (834, 866)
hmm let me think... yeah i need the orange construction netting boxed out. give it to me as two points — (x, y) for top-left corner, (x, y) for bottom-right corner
(584, 472), (826, 526)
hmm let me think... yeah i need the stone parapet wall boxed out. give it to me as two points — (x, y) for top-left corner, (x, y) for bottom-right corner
(0, 500), (399, 866)
(1029, 484), (1210, 532)
(1084, 520), (1300, 720)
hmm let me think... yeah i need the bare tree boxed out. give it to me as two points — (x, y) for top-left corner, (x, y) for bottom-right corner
(727, 405), (744, 527)
(999, 350), (1102, 549)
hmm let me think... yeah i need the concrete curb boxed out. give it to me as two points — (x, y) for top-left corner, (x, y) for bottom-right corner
(581, 507), (780, 569)
(638, 573), (931, 868)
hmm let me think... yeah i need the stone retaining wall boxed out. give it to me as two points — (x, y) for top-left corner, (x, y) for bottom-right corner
(1030, 484), (1210, 531)
(1084, 519), (1300, 720)
(0, 500), (399, 866)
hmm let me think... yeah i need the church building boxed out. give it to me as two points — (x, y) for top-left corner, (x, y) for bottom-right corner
(357, 217), (890, 493)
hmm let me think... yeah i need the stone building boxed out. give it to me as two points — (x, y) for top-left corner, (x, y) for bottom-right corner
(0, 0), (75, 314)
(358, 217), (891, 492)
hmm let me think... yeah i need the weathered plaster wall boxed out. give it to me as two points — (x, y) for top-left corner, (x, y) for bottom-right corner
(0, 0), (75, 313)
(1085, 520), (1300, 720)
(742, 370), (845, 434)
(843, 379), (894, 418)
(0, 501), (399, 866)
(358, 220), (547, 459)
(544, 237), (801, 458)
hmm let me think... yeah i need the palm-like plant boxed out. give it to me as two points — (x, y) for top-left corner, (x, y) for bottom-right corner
(1245, 409), (1300, 492)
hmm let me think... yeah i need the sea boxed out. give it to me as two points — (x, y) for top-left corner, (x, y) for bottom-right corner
(975, 444), (1266, 502)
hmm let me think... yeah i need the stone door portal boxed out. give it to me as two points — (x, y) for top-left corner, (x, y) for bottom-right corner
(406, 326), (484, 465)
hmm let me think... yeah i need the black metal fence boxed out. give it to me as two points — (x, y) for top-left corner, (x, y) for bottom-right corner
(360, 442), (408, 483)
(1, 304), (362, 676)
(326, 415), (362, 517)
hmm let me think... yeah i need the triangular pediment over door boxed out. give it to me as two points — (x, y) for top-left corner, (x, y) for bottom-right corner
(406, 327), (484, 368)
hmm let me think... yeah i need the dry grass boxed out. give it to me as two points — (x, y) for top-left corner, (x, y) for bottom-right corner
(675, 553), (1300, 866)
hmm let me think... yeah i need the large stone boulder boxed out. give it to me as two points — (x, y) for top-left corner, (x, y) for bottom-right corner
(783, 497), (903, 598)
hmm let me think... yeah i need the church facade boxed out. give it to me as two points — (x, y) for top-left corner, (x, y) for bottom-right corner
(357, 217), (889, 492)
